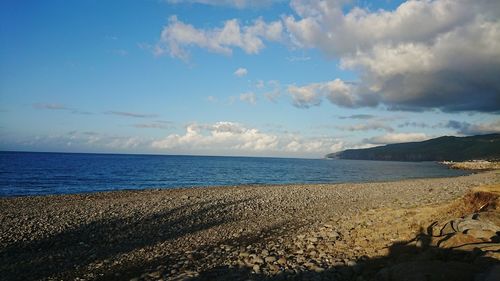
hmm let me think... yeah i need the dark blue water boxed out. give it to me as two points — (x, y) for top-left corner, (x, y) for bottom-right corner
(0, 151), (467, 196)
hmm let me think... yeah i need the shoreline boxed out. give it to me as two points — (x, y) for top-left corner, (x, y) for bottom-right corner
(1, 171), (498, 280)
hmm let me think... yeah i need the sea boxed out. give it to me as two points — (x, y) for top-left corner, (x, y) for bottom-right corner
(0, 151), (468, 197)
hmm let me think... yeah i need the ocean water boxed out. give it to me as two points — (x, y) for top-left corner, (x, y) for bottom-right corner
(0, 151), (467, 196)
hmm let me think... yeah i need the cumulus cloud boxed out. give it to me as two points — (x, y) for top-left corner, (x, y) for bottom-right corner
(157, 0), (500, 112)
(234, 67), (248, 77)
(152, 121), (343, 156)
(445, 120), (500, 135)
(283, 0), (500, 112)
(155, 16), (283, 60)
(263, 80), (281, 103)
(288, 79), (373, 108)
(240, 92), (257, 105)
(165, 0), (278, 9)
(364, 133), (430, 145)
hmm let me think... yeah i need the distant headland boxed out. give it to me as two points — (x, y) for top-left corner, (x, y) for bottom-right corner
(327, 134), (500, 161)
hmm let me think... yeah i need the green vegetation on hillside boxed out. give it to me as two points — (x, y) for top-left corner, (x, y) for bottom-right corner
(327, 134), (500, 161)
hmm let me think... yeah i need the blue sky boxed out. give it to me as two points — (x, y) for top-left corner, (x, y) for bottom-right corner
(1, 0), (499, 158)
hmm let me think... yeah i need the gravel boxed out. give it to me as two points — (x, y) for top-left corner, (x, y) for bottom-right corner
(0, 171), (497, 280)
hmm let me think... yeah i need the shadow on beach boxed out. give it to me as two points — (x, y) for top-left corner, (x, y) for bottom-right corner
(187, 228), (500, 281)
(0, 197), (260, 280)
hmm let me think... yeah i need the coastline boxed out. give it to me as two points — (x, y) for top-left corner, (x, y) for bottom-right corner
(1, 171), (498, 280)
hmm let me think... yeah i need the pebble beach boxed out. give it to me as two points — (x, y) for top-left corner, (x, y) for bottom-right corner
(1, 171), (499, 281)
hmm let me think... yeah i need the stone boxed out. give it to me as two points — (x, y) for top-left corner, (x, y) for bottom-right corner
(308, 237), (318, 243)
(277, 257), (287, 265)
(463, 229), (497, 240)
(456, 218), (500, 233)
(253, 257), (264, 264)
(438, 233), (486, 248)
(346, 260), (357, 267)
(264, 256), (276, 263)
(252, 264), (260, 272)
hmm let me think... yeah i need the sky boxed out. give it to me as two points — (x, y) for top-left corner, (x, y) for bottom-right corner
(0, 0), (499, 158)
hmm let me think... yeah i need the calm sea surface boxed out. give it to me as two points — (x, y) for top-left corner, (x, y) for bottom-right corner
(0, 151), (467, 196)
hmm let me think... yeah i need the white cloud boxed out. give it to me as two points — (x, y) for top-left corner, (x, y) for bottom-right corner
(156, 0), (500, 112)
(234, 67), (248, 77)
(262, 80), (281, 103)
(255, 79), (265, 88)
(288, 78), (370, 108)
(283, 0), (500, 112)
(155, 16), (283, 60)
(17, 131), (152, 151)
(240, 92), (257, 105)
(152, 121), (344, 157)
(207, 95), (218, 103)
(288, 84), (322, 108)
(364, 133), (429, 145)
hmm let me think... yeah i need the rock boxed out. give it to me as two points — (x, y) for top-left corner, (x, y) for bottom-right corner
(253, 257), (264, 264)
(147, 271), (162, 278)
(239, 252), (250, 257)
(346, 260), (357, 267)
(308, 237), (318, 243)
(264, 256), (276, 263)
(304, 262), (315, 268)
(328, 231), (340, 239)
(464, 229), (496, 240)
(456, 218), (500, 233)
(312, 266), (324, 273)
(277, 257), (287, 265)
(438, 233), (486, 248)
(252, 264), (260, 272)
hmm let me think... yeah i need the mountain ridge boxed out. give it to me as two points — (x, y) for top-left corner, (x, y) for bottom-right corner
(327, 134), (500, 161)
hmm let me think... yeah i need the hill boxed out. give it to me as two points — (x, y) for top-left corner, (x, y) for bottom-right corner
(327, 134), (500, 161)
